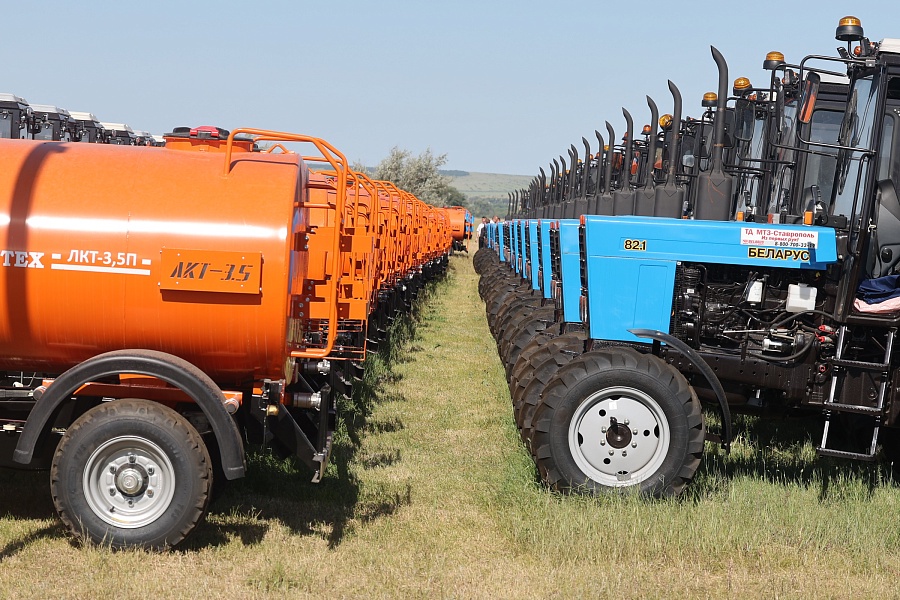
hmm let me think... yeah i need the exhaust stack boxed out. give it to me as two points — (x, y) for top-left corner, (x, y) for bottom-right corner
(655, 80), (685, 218)
(693, 46), (734, 221)
(597, 122), (616, 215)
(613, 108), (636, 215)
(635, 96), (659, 216)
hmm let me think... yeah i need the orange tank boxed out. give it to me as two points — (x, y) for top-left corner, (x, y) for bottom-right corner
(442, 206), (470, 242)
(0, 130), (344, 385)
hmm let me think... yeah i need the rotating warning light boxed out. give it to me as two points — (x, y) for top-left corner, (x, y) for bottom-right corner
(733, 77), (752, 95)
(836, 16), (863, 42)
(763, 51), (785, 70)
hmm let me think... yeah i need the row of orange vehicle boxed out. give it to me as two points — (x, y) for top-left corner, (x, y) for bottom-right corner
(0, 107), (471, 549)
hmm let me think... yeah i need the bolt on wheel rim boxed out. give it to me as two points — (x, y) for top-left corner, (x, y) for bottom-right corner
(568, 386), (670, 488)
(83, 435), (176, 528)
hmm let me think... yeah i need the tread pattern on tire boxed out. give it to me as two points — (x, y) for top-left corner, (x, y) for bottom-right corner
(50, 399), (212, 550)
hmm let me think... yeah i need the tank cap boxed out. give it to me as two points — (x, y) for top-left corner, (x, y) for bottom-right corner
(165, 126), (254, 143)
(166, 125), (230, 140)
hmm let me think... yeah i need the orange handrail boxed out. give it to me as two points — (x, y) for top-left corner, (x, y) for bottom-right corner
(223, 128), (348, 360)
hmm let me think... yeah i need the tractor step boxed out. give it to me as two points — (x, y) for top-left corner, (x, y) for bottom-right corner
(821, 402), (882, 416)
(831, 357), (889, 371)
(816, 447), (877, 462)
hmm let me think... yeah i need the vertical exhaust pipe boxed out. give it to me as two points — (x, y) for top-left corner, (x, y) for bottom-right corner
(547, 158), (559, 219)
(597, 122), (616, 215)
(655, 80), (685, 218)
(539, 167), (547, 219)
(574, 137), (591, 217)
(580, 137), (591, 199)
(566, 145), (578, 218)
(529, 178), (538, 218)
(558, 154), (567, 215)
(694, 46), (734, 221)
(613, 108), (636, 215)
(635, 96), (659, 216)
(590, 130), (604, 214)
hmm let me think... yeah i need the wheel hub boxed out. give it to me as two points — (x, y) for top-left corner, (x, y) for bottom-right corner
(605, 417), (632, 449)
(83, 435), (176, 528)
(568, 386), (671, 487)
(115, 464), (148, 497)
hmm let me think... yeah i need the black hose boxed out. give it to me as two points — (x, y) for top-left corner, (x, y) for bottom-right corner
(769, 309), (834, 329)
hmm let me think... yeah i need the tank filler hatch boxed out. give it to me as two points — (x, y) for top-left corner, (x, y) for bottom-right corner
(163, 125), (255, 153)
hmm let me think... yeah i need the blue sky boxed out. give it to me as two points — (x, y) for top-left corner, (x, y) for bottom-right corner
(3, 1), (894, 174)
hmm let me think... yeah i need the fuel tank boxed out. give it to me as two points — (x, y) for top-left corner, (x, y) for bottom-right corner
(0, 135), (310, 384)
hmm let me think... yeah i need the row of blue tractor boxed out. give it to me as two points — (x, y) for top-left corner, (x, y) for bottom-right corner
(475, 17), (900, 496)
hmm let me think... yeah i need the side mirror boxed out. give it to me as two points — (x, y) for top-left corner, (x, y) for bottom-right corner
(733, 98), (756, 141)
(798, 72), (821, 124)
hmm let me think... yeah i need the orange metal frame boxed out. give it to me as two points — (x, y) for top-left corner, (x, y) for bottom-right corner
(224, 128), (348, 360)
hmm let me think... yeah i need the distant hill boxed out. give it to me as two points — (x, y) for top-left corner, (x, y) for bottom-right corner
(445, 171), (532, 199)
(445, 171), (533, 218)
(355, 167), (533, 217)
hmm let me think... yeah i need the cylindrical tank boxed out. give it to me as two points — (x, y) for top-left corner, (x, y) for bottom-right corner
(0, 137), (310, 384)
(443, 206), (469, 242)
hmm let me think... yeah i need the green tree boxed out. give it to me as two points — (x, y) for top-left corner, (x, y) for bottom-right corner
(444, 186), (468, 208)
(373, 147), (465, 206)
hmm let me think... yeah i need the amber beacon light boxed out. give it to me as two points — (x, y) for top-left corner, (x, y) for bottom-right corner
(836, 16), (864, 42)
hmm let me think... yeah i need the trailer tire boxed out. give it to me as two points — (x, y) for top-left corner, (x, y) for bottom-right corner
(51, 399), (212, 549)
(531, 349), (704, 497)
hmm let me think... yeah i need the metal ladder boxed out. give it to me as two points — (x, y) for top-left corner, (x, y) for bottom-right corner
(817, 326), (896, 461)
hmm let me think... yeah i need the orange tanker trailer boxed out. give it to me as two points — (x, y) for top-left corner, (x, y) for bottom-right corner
(0, 125), (452, 549)
(442, 205), (473, 252)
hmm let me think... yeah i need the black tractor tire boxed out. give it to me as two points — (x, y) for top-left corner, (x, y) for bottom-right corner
(51, 398), (213, 549)
(499, 308), (556, 370)
(515, 333), (588, 443)
(479, 269), (514, 300)
(508, 328), (560, 394)
(494, 297), (544, 344)
(530, 349), (704, 497)
(486, 286), (530, 333)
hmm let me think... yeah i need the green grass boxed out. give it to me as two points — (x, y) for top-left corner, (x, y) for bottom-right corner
(1, 253), (900, 598)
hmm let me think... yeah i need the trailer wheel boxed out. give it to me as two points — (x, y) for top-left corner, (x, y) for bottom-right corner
(50, 399), (212, 549)
(531, 349), (704, 497)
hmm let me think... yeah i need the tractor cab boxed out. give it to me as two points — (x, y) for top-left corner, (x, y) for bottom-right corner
(28, 104), (76, 141)
(0, 93), (30, 139)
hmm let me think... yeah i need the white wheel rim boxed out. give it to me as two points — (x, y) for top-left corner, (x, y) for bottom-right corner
(568, 385), (671, 488)
(83, 435), (176, 529)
